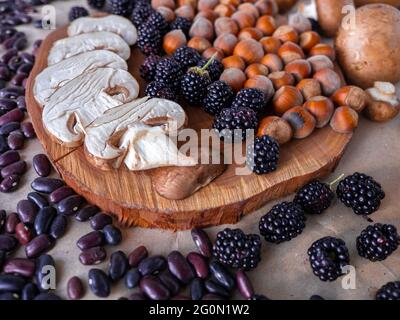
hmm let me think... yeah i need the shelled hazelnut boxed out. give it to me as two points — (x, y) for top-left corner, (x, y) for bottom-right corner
(269, 71), (295, 90)
(152, 0), (176, 10)
(278, 41), (305, 64)
(284, 59), (312, 82)
(313, 68), (341, 96)
(220, 68), (247, 91)
(288, 13), (312, 33)
(331, 86), (368, 113)
(309, 44), (336, 61)
(238, 27), (263, 40)
(258, 116), (293, 144)
(282, 106), (316, 139)
(198, 0), (219, 11)
(233, 39), (264, 64)
(330, 106), (359, 134)
(307, 55), (334, 73)
(214, 3), (236, 17)
(299, 31), (321, 52)
(214, 17), (239, 36)
(256, 15), (277, 36)
(203, 47), (224, 60)
(296, 79), (322, 100)
(214, 33), (238, 55)
(364, 82), (400, 122)
(222, 55), (246, 70)
(260, 36), (282, 54)
(157, 7), (176, 22)
(244, 75), (275, 99)
(231, 11), (256, 29)
(272, 25), (299, 43)
(238, 3), (260, 19)
(163, 29), (187, 55)
(261, 54), (283, 72)
(189, 17), (215, 41)
(303, 96), (334, 128)
(175, 5), (195, 20)
(255, 0), (279, 16)
(188, 36), (212, 53)
(245, 63), (269, 78)
(272, 85), (304, 115)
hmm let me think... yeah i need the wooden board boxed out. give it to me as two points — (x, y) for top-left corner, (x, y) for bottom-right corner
(26, 26), (353, 230)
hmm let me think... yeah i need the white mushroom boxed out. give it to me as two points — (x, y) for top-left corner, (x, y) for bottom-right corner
(34, 50), (128, 106)
(42, 68), (139, 147)
(68, 15), (138, 46)
(47, 31), (131, 65)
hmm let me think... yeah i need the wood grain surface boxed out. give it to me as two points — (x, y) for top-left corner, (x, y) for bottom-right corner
(26, 26), (353, 230)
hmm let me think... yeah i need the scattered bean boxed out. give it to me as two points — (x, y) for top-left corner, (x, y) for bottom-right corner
(187, 252), (209, 279)
(191, 228), (213, 257)
(74, 204), (99, 221)
(79, 246), (106, 265)
(0, 107), (24, 126)
(15, 222), (32, 245)
(0, 135), (9, 153)
(67, 276), (84, 300)
(158, 271), (180, 296)
(35, 254), (55, 291)
(16, 96), (26, 111)
(0, 274), (25, 293)
(236, 270), (254, 300)
(0, 174), (20, 192)
(32, 154), (51, 177)
(21, 283), (38, 300)
(124, 269), (141, 289)
(0, 209), (5, 231)
(0, 98), (17, 111)
(0, 250), (4, 269)
(20, 121), (35, 138)
(25, 234), (53, 258)
(34, 292), (62, 300)
(27, 192), (49, 209)
(31, 177), (64, 193)
(204, 280), (230, 298)
(1, 159), (26, 177)
(129, 292), (146, 300)
(190, 278), (205, 300)
(140, 275), (170, 301)
(108, 251), (128, 282)
(34, 206), (56, 235)
(167, 251), (195, 284)
(138, 255), (167, 276)
(49, 186), (75, 204)
(209, 260), (235, 291)
(0, 121), (20, 135)
(0, 234), (17, 252)
(0, 292), (19, 300)
(5, 212), (19, 234)
(102, 224), (122, 246)
(90, 212), (112, 230)
(88, 268), (110, 298)
(3, 258), (35, 278)
(128, 245), (148, 268)
(16, 199), (37, 225)
(49, 214), (67, 239)
(57, 195), (84, 216)
(7, 131), (24, 149)
(76, 231), (104, 251)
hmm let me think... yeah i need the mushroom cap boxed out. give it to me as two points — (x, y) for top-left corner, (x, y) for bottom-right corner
(316, 0), (355, 37)
(335, 4), (400, 88)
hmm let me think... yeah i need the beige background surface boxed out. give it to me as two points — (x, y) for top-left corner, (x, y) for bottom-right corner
(1, 0), (399, 300)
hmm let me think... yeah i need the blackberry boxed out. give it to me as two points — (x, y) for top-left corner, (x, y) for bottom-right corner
(154, 58), (184, 93)
(68, 6), (89, 21)
(105, 0), (133, 16)
(376, 281), (400, 300)
(203, 81), (234, 115)
(146, 11), (169, 35)
(294, 180), (334, 215)
(170, 16), (192, 36)
(87, 0), (105, 9)
(213, 107), (258, 141)
(212, 228), (262, 270)
(259, 202), (306, 243)
(356, 223), (399, 261)
(336, 172), (385, 216)
(197, 58), (224, 82)
(172, 46), (202, 72)
(247, 135), (279, 175)
(139, 54), (161, 82)
(130, 4), (153, 27)
(145, 81), (176, 101)
(180, 62), (213, 106)
(137, 23), (162, 56)
(307, 236), (350, 282)
(232, 88), (267, 113)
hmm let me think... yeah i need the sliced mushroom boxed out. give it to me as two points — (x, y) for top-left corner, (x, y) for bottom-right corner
(43, 68), (139, 147)
(34, 50), (128, 106)
(47, 31), (131, 65)
(68, 15), (138, 46)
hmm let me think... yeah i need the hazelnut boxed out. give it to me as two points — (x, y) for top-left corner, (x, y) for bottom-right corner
(275, 14), (289, 27)
(288, 13), (312, 33)
(313, 68), (341, 96)
(245, 63), (269, 78)
(152, 0), (175, 10)
(214, 3), (235, 17)
(189, 17), (214, 41)
(214, 33), (238, 55)
(255, 0), (279, 16)
(283, 106), (316, 139)
(163, 29), (187, 55)
(330, 106), (359, 134)
(238, 27), (263, 41)
(231, 11), (256, 29)
(309, 44), (336, 61)
(175, 5), (195, 20)
(195, 10), (219, 22)
(284, 59), (312, 82)
(233, 39), (264, 64)
(188, 36), (212, 53)
(222, 55), (246, 70)
(272, 85), (303, 115)
(198, 0), (219, 11)
(299, 31), (320, 52)
(261, 53), (283, 73)
(202, 47), (225, 61)
(178, 0), (196, 7)
(256, 15), (277, 36)
(220, 68), (247, 91)
(257, 116), (293, 144)
(214, 17), (239, 36)
(244, 75), (275, 100)
(296, 79), (322, 100)
(220, 0), (241, 6)
(276, 0), (298, 13)
(157, 6), (176, 22)
(303, 96), (334, 128)
(238, 3), (260, 19)
(364, 82), (400, 122)
(269, 71), (295, 90)
(331, 86), (368, 113)
(272, 25), (299, 43)
(278, 41), (305, 65)
(307, 55), (334, 73)
(260, 36), (282, 54)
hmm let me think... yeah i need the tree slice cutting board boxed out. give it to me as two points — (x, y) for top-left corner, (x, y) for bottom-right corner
(26, 26), (352, 230)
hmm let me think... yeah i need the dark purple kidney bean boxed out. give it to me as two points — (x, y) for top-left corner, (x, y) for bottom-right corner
(20, 121), (35, 138)
(0, 174), (20, 192)
(0, 66), (11, 81)
(35, 254), (55, 292)
(0, 49), (17, 64)
(7, 131), (24, 149)
(158, 271), (180, 296)
(8, 56), (23, 72)
(32, 154), (51, 177)
(17, 63), (32, 75)
(0, 292), (19, 300)
(108, 251), (128, 282)
(15, 223), (32, 245)
(191, 228), (213, 257)
(49, 215), (67, 239)
(0, 86), (24, 98)
(25, 234), (53, 259)
(187, 252), (209, 279)
(140, 275), (170, 301)
(103, 224), (122, 246)
(21, 283), (38, 300)
(31, 177), (64, 193)
(128, 245), (148, 268)
(67, 276), (84, 300)
(3, 258), (35, 278)
(49, 186), (75, 204)
(236, 270), (254, 300)
(16, 96), (26, 111)
(75, 204), (99, 221)
(0, 121), (20, 135)
(90, 212), (112, 230)
(124, 269), (141, 289)
(204, 280), (230, 298)
(27, 192), (48, 209)
(0, 98), (17, 111)
(0, 80), (5, 90)
(128, 292), (146, 300)
(167, 251), (195, 284)
(209, 260), (235, 291)
(138, 255), (167, 276)
(88, 268), (110, 298)
(76, 231), (104, 251)
(190, 278), (205, 300)
(79, 246), (106, 265)
(34, 292), (62, 300)
(0, 108), (24, 126)
(34, 206), (56, 235)
(0, 209), (5, 231)
(16, 199), (37, 225)
(0, 135), (9, 153)
(13, 37), (27, 51)
(5, 212), (19, 234)
(1, 159), (26, 177)
(0, 274), (25, 293)
(0, 234), (18, 252)
(19, 53), (34, 65)
(202, 293), (224, 300)
(11, 73), (27, 86)
(57, 195), (84, 216)
(0, 250), (5, 270)
(0, 150), (20, 167)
